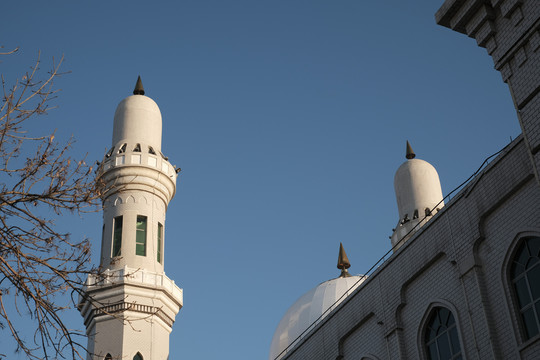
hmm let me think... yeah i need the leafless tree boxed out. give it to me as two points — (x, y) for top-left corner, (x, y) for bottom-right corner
(0, 47), (101, 359)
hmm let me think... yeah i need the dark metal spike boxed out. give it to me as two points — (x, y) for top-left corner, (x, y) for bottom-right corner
(133, 76), (145, 95)
(337, 242), (351, 277)
(406, 140), (416, 159)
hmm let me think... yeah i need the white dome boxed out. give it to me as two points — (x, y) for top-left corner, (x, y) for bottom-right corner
(269, 275), (365, 360)
(391, 154), (444, 250)
(394, 158), (444, 221)
(112, 95), (163, 151)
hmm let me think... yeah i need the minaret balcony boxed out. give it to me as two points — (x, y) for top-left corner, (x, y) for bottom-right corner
(82, 266), (182, 303)
(78, 266), (183, 331)
(97, 143), (179, 205)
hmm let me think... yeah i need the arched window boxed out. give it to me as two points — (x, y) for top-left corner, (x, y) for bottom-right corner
(105, 354), (112, 360)
(510, 236), (540, 340)
(424, 307), (462, 360)
(133, 352), (143, 360)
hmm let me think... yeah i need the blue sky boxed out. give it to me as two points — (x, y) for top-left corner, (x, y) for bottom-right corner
(1, 1), (520, 359)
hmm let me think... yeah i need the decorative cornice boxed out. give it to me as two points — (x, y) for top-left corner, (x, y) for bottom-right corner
(80, 267), (183, 308)
(84, 301), (175, 328)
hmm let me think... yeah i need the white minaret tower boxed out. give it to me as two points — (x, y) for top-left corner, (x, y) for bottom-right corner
(79, 77), (183, 360)
(391, 141), (444, 251)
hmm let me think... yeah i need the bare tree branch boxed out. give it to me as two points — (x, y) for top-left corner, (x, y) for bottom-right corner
(0, 48), (102, 359)
(0, 46), (19, 56)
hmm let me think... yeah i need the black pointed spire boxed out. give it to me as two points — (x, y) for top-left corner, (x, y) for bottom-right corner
(337, 242), (351, 278)
(406, 140), (416, 159)
(133, 76), (145, 95)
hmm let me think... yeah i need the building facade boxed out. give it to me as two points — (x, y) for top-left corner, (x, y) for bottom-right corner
(271, 1), (540, 359)
(79, 78), (182, 360)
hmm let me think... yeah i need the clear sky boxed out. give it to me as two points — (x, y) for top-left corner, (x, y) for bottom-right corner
(1, 1), (521, 359)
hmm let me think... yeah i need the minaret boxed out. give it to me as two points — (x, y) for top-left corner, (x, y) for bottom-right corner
(79, 77), (183, 360)
(391, 141), (444, 251)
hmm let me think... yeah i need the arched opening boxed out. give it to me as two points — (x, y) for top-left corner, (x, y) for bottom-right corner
(133, 352), (143, 360)
(104, 354), (112, 360)
(423, 307), (462, 360)
(510, 236), (540, 340)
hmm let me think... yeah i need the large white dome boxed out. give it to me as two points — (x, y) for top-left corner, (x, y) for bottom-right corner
(269, 275), (365, 360)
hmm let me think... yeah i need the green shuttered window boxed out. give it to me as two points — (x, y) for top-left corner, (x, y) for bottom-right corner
(157, 222), (163, 263)
(112, 216), (123, 257)
(136, 216), (147, 256)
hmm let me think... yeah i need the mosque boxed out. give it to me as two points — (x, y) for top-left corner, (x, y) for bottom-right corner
(78, 0), (540, 359)
(267, 1), (540, 359)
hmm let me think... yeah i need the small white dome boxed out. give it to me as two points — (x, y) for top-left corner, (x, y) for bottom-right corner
(391, 143), (445, 250)
(394, 158), (444, 221)
(112, 95), (162, 151)
(269, 275), (364, 360)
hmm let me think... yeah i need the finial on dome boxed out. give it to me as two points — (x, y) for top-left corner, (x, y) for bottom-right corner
(133, 76), (145, 95)
(406, 140), (416, 159)
(337, 242), (351, 278)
